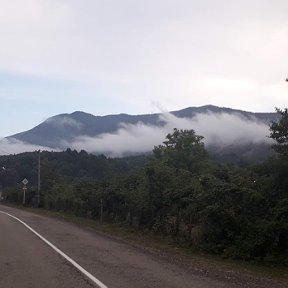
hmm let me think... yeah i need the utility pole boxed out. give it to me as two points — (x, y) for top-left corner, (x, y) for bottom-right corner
(22, 178), (29, 205)
(0, 166), (5, 201)
(100, 198), (103, 224)
(37, 150), (41, 207)
(23, 186), (27, 205)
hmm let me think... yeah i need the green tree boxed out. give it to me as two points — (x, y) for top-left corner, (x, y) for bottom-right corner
(146, 129), (209, 239)
(153, 128), (208, 173)
(270, 108), (288, 157)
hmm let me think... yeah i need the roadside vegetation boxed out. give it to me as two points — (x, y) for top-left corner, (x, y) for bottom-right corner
(1, 108), (288, 267)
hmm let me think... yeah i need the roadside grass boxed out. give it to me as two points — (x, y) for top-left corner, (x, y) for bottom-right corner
(3, 203), (288, 283)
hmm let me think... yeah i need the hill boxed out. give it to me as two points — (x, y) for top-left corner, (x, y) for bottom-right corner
(6, 105), (278, 161)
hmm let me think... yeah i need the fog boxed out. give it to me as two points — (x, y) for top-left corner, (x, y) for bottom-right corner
(68, 112), (273, 157)
(0, 112), (273, 157)
(45, 116), (82, 130)
(0, 138), (56, 155)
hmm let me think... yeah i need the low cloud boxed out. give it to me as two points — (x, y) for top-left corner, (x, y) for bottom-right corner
(69, 122), (167, 157)
(0, 138), (56, 155)
(69, 112), (273, 157)
(0, 112), (274, 157)
(45, 116), (82, 129)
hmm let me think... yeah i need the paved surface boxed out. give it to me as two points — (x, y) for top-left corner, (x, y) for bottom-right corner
(0, 209), (94, 288)
(0, 204), (286, 288)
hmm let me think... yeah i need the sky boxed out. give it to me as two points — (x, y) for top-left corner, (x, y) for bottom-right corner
(0, 0), (288, 137)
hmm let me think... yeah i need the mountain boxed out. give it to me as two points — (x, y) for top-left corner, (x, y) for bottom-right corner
(7, 105), (278, 161)
(8, 111), (159, 148)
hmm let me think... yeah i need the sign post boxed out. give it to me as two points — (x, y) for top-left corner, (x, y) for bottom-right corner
(22, 178), (29, 205)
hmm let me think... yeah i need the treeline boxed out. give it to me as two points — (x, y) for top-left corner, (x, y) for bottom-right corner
(1, 109), (288, 265)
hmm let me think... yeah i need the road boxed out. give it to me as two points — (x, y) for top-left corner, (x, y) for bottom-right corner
(0, 208), (94, 288)
(0, 204), (286, 288)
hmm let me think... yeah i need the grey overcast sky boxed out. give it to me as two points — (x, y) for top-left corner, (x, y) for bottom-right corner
(0, 0), (287, 136)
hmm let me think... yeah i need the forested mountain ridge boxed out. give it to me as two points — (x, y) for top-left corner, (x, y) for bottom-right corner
(8, 105), (277, 149)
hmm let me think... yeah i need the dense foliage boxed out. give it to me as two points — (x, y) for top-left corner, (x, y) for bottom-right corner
(270, 108), (288, 157)
(1, 110), (288, 265)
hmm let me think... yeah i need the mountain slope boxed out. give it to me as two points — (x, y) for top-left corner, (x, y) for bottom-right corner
(8, 111), (159, 148)
(7, 105), (278, 161)
(9, 105), (277, 148)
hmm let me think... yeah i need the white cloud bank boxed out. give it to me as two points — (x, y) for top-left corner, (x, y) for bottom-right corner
(45, 116), (82, 129)
(0, 138), (56, 155)
(0, 112), (274, 157)
(69, 112), (273, 157)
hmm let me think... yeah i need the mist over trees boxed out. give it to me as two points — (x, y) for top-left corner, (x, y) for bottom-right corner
(3, 106), (276, 159)
(1, 109), (288, 265)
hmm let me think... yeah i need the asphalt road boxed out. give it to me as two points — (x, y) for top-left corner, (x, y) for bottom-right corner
(0, 204), (286, 288)
(0, 208), (95, 288)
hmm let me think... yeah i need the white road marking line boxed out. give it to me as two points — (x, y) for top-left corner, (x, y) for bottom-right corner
(0, 210), (108, 288)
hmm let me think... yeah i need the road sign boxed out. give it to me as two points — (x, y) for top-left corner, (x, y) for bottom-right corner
(22, 178), (29, 185)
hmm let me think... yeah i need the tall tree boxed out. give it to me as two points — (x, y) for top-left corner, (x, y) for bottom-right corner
(153, 128), (208, 173)
(146, 129), (209, 238)
(270, 108), (288, 157)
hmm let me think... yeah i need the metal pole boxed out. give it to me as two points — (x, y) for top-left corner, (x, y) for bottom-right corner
(100, 198), (103, 224)
(23, 187), (26, 205)
(37, 150), (41, 207)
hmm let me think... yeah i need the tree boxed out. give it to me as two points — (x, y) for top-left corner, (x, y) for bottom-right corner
(269, 108), (288, 157)
(152, 128), (208, 173)
(146, 129), (209, 239)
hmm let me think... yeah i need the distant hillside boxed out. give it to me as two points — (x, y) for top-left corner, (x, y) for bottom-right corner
(9, 105), (277, 147)
(7, 105), (278, 161)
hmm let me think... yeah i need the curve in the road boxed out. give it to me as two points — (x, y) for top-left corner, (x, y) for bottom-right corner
(0, 210), (108, 288)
